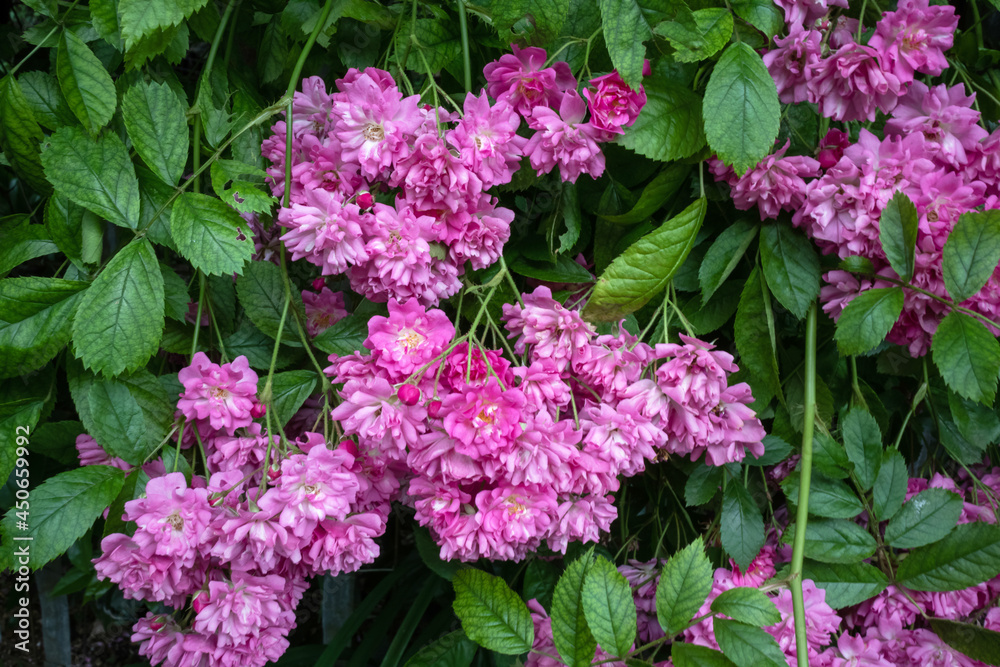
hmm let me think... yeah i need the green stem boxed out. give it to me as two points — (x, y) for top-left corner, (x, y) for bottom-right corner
(970, 0), (985, 50)
(193, 0), (237, 195)
(456, 0), (472, 93)
(2, 0), (81, 77)
(790, 302), (817, 667)
(880, 275), (1000, 332)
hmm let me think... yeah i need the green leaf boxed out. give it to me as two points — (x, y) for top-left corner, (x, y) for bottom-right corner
(56, 30), (117, 135)
(721, 482), (765, 570)
(18, 70), (76, 131)
(884, 488), (963, 550)
(87, 379), (147, 464)
(703, 42), (780, 176)
(929, 619), (1000, 666)
(656, 537), (713, 636)
(41, 125), (141, 230)
(0, 76), (51, 194)
(269, 370), (317, 427)
(834, 287), (905, 356)
(490, 0), (569, 45)
(90, 0), (124, 50)
(943, 210), (1000, 303)
(524, 559), (560, 610)
(119, 0), (208, 50)
(45, 196), (100, 267)
(0, 466), (124, 570)
(557, 183), (583, 254)
(599, 0), (653, 89)
(710, 588), (781, 627)
(949, 390), (1000, 447)
(29, 421), (83, 465)
(124, 22), (188, 70)
(582, 555), (637, 657)
(729, 0), (783, 38)
(583, 198), (706, 321)
(872, 448), (908, 521)
(160, 263), (190, 322)
(0, 219), (59, 278)
(734, 266), (781, 401)
(672, 643), (737, 667)
(236, 260), (305, 346)
(812, 436), (847, 483)
(795, 518), (877, 564)
(0, 402), (43, 487)
(897, 522), (1000, 591)
(210, 159), (275, 214)
(685, 464), (723, 506)
(655, 8), (734, 63)
(713, 619), (786, 667)
(509, 255), (595, 283)
(122, 80), (189, 187)
(599, 165), (691, 225)
(72, 240), (165, 377)
(699, 221), (758, 305)
(312, 313), (368, 356)
(170, 192), (253, 276)
(620, 78), (705, 163)
(759, 223), (819, 320)
(0, 277), (88, 378)
(879, 191), (918, 281)
(414, 525), (463, 581)
(781, 472), (864, 520)
(841, 408), (882, 491)
(404, 630), (477, 667)
(552, 551), (598, 667)
(452, 569), (534, 655)
(799, 560), (887, 609)
(932, 311), (1000, 405)
(396, 18), (461, 71)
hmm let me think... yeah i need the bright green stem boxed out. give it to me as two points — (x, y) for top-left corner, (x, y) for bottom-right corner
(174, 273), (207, 472)
(193, 0), (237, 194)
(790, 302), (817, 667)
(456, 0), (472, 93)
(283, 0), (337, 208)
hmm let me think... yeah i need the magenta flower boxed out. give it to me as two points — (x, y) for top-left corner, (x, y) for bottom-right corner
(332, 71), (422, 178)
(442, 377), (527, 458)
(583, 69), (647, 138)
(808, 42), (902, 122)
(177, 352), (259, 435)
(523, 91), (606, 183)
(886, 82), (988, 168)
(365, 297), (455, 378)
(869, 0), (958, 83)
(258, 446), (362, 537)
(278, 187), (368, 276)
(764, 28), (823, 104)
(503, 286), (595, 372)
(391, 132), (482, 214)
(483, 45), (576, 117)
(711, 141), (821, 221)
(193, 572), (291, 646)
(447, 92), (527, 187)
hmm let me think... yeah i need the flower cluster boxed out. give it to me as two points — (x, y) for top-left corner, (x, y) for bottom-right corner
(615, 464), (1000, 667)
(91, 353), (387, 667)
(326, 287), (765, 562)
(712, 0), (1000, 356)
(263, 53), (645, 306)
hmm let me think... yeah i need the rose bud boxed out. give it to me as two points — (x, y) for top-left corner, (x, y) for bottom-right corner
(311, 277), (326, 291)
(428, 400), (443, 418)
(250, 402), (267, 419)
(397, 384), (420, 406)
(356, 191), (374, 209)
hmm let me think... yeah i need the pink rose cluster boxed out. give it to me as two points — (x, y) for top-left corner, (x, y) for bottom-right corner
(263, 52), (645, 306)
(711, 0), (1000, 356)
(615, 465), (1000, 666)
(326, 286), (765, 562)
(90, 353), (392, 667)
(765, 0), (957, 122)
